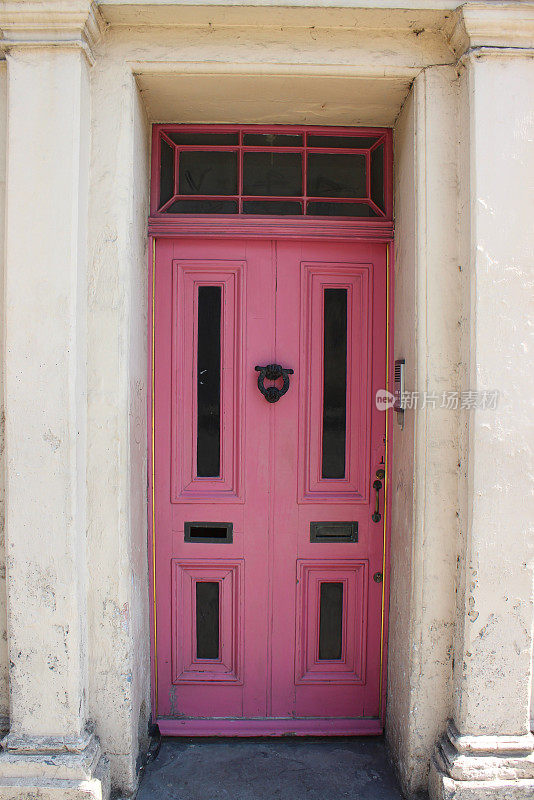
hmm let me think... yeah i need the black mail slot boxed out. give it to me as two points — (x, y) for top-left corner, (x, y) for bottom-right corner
(310, 522), (358, 543)
(184, 522), (233, 543)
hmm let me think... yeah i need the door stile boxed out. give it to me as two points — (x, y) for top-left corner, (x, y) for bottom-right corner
(379, 240), (394, 725)
(148, 235), (159, 720)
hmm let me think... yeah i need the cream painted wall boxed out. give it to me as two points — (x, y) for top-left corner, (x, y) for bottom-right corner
(0, 61), (8, 730)
(87, 46), (150, 795)
(388, 64), (460, 797)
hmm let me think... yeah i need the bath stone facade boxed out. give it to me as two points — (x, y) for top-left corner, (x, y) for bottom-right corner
(0, 1), (532, 799)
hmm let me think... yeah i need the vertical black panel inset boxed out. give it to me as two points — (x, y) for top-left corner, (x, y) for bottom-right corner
(197, 286), (221, 477)
(196, 581), (220, 659)
(321, 288), (348, 479)
(318, 582), (344, 660)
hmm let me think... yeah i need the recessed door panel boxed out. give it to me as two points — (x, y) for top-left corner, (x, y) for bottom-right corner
(153, 236), (388, 733)
(171, 259), (244, 501)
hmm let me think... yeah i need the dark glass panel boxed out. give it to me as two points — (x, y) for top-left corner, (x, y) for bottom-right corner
(307, 202), (377, 217)
(243, 200), (303, 215)
(371, 142), (385, 212)
(169, 132), (238, 145)
(307, 153), (366, 198)
(307, 135), (378, 149)
(318, 582), (343, 660)
(243, 133), (303, 146)
(166, 199), (238, 214)
(159, 138), (175, 207)
(197, 286), (221, 477)
(243, 152), (302, 196)
(179, 151), (238, 195)
(322, 288), (347, 479)
(196, 582), (220, 659)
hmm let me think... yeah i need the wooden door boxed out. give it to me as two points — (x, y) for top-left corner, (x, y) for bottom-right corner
(152, 236), (388, 735)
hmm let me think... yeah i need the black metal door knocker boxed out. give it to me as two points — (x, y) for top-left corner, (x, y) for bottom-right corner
(255, 364), (294, 403)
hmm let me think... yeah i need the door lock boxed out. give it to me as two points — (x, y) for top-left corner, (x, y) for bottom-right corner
(371, 468), (385, 523)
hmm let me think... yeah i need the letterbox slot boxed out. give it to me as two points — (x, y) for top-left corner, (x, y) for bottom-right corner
(310, 522), (358, 543)
(184, 522), (233, 543)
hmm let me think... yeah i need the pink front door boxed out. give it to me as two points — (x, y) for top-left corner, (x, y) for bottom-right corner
(152, 236), (388, 735)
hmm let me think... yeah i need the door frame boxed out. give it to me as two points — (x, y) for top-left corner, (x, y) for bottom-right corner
(148, 226), (394, 730)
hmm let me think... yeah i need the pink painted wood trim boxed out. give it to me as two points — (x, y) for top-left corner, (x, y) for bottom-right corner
(148, 236), (157, 719)
(299, 265), (371, 502)
(171, 260), (244, 501)
(295, 561), (368, 684)
(379, 240), (394, 727)
(148, 218), (393, 241)
(157, 718), (383, 737)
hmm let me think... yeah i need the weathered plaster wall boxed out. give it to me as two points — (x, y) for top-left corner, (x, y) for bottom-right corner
(388, 81), (417, 793)
(0, 61), (8, 730)
(452, 53), (534, 738)
(115, 22), (455, 126)
(87, 31), (150, 794)
(388, 65), (460, 798)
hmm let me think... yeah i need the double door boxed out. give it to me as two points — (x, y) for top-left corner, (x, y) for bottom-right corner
(153, 236), (388, 734)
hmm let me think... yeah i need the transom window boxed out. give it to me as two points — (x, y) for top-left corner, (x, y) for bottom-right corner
(151, 125), (392, 219)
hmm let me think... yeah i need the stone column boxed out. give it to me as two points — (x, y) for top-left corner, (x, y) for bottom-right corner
(0, 3), (110, 798)
(430, 8), (534, 799)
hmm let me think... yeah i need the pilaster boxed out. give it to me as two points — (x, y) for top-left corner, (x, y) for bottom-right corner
(0, 3), (109, 799)
(430, 6), (534, 798)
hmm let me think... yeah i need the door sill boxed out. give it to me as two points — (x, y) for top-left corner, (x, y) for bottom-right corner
(157, 718), (383, 737)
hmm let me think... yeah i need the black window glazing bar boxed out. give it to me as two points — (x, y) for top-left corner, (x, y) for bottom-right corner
(321, 288), (348, 479)
(197, 286), (222, 477)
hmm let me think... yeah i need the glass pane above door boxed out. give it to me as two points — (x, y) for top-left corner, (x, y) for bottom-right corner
(153, 126), (392, 219)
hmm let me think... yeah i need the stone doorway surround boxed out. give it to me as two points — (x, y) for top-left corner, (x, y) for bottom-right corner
(0, 1), (532, 798)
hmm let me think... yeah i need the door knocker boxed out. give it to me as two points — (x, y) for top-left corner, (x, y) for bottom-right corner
(255, 364), (294, 403)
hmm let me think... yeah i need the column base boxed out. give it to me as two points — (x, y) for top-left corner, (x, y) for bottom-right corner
(0, 729), (110, 800)
(429, 720), (534, 799)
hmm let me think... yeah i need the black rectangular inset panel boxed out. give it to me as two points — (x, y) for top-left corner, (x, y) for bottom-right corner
(196, 582), (220, 659)
(310, 522), (358, 543)
(243, 200), (303, 215)
(319, 582), (343, 660)
(166, 199), (238, 214)
(197, 286), (221, 477)
(169, 132), (238, 146)
(307, 202), (377, 218)
(307, 153), (366, 198)
(179, 151), (238, 195)
(371, 143), (385, 212)
(159, 138), (175, 207)
(307, 134), (378, 149)
(243, 152), (302, 196)
(321, 288), (348, 479)
(185, 522), (233, 544)
(243, 133), (303, 146)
